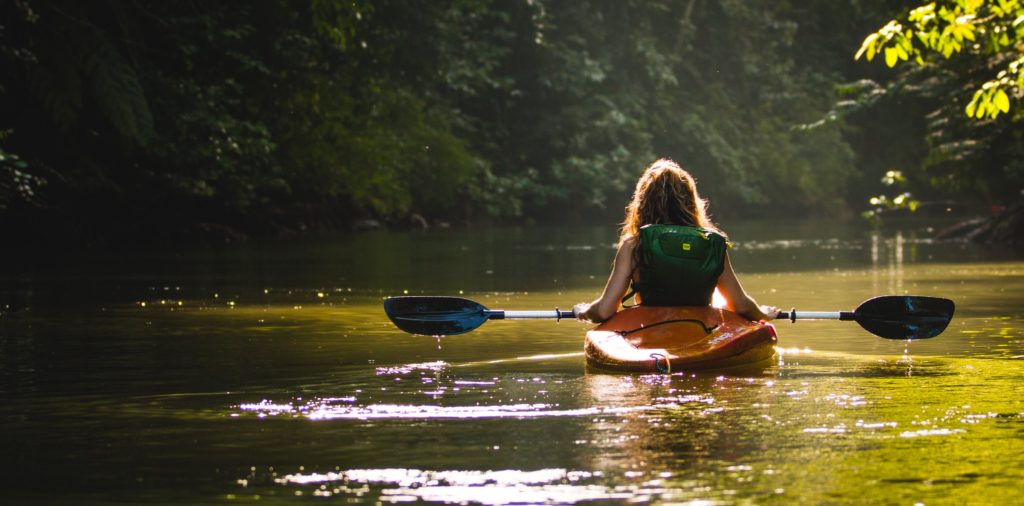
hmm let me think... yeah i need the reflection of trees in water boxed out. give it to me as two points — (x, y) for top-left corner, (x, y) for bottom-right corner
(871, 230), (906, 297)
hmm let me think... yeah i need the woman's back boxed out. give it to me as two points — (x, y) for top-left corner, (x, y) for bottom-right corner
(575, 158), (777, 323)
(633, 224), (727, 306)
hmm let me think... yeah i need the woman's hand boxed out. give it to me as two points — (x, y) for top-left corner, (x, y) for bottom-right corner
(573, 302), (593, 322)
(759, 305), (781, 321)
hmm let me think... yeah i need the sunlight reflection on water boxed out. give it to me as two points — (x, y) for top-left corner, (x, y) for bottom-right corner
(237, 400), (660, 420)
(273, 468), (645, 504)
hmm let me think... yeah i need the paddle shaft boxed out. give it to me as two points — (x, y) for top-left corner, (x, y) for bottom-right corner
(777, 311), (856, 321)
(495, 310), (859, 321)
(489, 310), (576, 320)
(496, 310), (853, 321)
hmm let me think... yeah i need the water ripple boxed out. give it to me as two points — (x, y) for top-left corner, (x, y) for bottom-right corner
(273, 468), (646, 504)
(236, 400), (658, 420)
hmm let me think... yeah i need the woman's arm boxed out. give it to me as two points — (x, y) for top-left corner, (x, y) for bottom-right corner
(716, 251), (779, 321)
(574, 237), (636, 323)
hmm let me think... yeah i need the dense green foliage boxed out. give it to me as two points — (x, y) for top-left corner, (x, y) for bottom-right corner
(857, 0), (1023, 119)
(0, 0), (966, 240)
(844, 0), (1024, 210)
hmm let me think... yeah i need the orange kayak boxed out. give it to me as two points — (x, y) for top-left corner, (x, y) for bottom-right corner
(584, 306), (777, 373)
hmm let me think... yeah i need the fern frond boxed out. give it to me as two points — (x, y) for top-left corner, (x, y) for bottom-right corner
(86, 32), (155, 146)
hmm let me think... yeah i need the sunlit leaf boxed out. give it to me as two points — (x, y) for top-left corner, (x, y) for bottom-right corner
(909, 3), (936, 23)
(960, 25), (976, 41)
(882, 170), (906, 186)
(994, 89), (1011, 113)
(966, 89), (984, 117)
(948, 25), (963, 42)
(901, 33), (914, 52)
(856, 33), (879, 60)
(885, 47), (899, 67)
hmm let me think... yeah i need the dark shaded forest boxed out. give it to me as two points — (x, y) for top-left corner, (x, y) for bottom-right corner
(1, 0), (1021, 243)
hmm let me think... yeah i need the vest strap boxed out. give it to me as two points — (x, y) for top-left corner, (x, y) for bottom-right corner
(620, 287), (637, 307)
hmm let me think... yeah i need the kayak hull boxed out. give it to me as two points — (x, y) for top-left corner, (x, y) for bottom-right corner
(584, 306), (777, 373)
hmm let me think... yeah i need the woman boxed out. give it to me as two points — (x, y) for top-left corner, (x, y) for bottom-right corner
(574, 158), (778, 323)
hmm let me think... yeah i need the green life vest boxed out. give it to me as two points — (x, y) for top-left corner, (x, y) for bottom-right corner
(634, 224), (727, 306)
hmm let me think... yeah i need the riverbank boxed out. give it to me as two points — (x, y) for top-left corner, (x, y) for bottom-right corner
(937, 196), (1024, 245)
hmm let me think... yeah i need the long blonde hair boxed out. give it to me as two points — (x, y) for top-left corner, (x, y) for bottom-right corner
(619, 158), (722, 246)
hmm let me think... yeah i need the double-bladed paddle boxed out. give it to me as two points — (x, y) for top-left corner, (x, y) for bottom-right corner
(383, 295), (955, 340)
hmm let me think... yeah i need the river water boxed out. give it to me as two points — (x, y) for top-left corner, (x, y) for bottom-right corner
(2, 218), (1023, 504)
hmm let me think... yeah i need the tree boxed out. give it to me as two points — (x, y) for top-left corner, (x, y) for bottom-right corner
(0, 0), (928, 240)
(852, 0), (1024, 240)
(836, 0), (1024, 211)
(856, 0), (1024, 119)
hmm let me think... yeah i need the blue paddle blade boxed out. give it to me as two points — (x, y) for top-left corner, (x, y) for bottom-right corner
(854, 296), (955, 340)
(384, 296), (491, 336)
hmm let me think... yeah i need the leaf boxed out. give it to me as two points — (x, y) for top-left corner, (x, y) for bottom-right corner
(994, 89), (1010, 113)
(965, 89), (983, 117)
(960, 24), (975, 42)
(856, 32), (879, 60)
(885, 47), (898, 67)
(901, 32), (914, 52)
(949, 25), (962, 42)
(941, 42), (955, 58)
(909, 4), (936, 23)
(915, 30), (930, 47)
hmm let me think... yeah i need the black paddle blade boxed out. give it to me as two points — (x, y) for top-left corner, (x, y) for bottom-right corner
(854, 296), (955, 340)
(383, 296), (490, 336)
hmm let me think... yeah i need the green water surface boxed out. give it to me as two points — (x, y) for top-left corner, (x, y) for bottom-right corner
(1, 218), (1023, 504)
